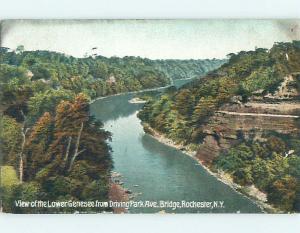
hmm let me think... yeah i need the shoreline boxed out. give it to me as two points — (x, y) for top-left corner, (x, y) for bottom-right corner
(142, 123), (279, 214)
(89, 84), (172, 104)
(109, 172), (130, 214)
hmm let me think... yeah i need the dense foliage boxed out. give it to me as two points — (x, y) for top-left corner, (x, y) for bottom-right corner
(0, 49), (169, 100)
(0, 94), (112, 213)
(150, 59), (225, 80)
(0, 47), (224, 100)
(0, 47), (222, 213)
(138, 41), (300, 212)
(139, 41), (300, 145)
(214, 135), (300, 212)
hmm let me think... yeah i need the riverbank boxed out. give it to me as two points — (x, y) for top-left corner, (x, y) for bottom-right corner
(142, 123), (280, 213)
(109, 172), (130, 213)
(89, 84), (172, 104)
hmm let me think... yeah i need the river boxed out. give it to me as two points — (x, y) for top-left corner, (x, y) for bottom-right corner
(90, 81), (262, 213)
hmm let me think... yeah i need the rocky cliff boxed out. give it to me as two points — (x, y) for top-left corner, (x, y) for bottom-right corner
(196, 74), (300, 165)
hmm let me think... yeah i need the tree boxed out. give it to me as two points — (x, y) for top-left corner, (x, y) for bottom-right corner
(0, 116), (23, 166)
(267, 175), (298, 211)
(91, 61), (109, 79)
(25, 112), (54, 179)
(16, 45), (25, 54)
(28, 89), (74, 123)
(18, 110), (30, 183)
(67, 121), (85, 172)
(8, 182), (42, 213)
(266, 136), (286, 154)
(251, 158), (273, 190)
(217, 77), (238, 102)
(233, 166), (253, 185)
(174, 89), (194, 117)
(192, 96), (217, 124)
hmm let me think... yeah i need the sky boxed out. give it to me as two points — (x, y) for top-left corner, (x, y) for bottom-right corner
(1, 19), (300, 59)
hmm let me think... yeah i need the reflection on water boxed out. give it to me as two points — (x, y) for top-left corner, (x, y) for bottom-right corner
(90, 79), (194, 122)
(90, 94), (143, 122)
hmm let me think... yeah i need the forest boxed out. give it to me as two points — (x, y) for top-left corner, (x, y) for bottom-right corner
(138, 41), (300, 212)
(0, 46), (225, 98)
(0, 46), (223, 213)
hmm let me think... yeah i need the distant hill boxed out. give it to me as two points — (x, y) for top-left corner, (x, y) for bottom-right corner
(146, 58), (226, 80)
(0, 48), (225, 100)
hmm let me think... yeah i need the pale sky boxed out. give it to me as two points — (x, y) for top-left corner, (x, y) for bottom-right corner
(1, 19), (300, 59)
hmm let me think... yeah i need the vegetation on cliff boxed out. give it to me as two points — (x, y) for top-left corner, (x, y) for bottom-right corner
(138, 41), (300, 212)
(139, 41), (300, 145)
(214, 134), (300, 212)
(0, 93), (112, 213)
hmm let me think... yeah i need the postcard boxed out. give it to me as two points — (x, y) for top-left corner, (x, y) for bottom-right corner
(0, 20), (299, 213)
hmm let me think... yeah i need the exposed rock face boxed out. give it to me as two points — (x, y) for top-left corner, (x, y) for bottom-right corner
(196, 75), (300, 165)
(207, 111), (299, 135)
(197, 135), (238, 165)
(197, 111), (299, 164)
(220, 101), (300, 115)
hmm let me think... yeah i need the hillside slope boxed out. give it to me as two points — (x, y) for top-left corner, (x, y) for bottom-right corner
(0, 48), (225, 99)
(138, 41), (300, 212)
